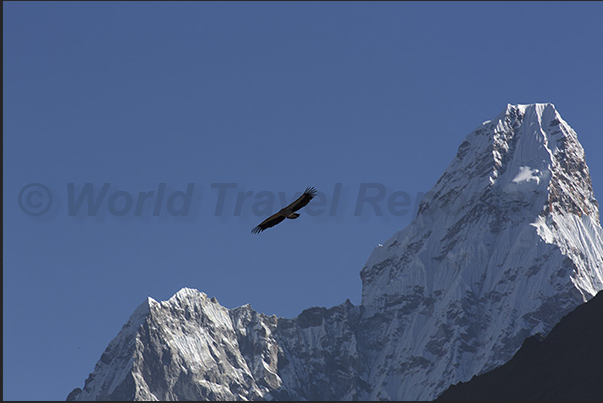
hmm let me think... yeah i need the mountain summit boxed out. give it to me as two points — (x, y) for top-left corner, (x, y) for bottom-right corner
(358, 103), (603, 399)
(68, 104), (603, 401)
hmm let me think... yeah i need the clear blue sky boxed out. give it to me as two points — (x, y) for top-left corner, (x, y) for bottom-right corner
(3, 2), (602, 400)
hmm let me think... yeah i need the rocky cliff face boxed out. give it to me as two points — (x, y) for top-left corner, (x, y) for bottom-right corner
(67, 289), (365, 401)
(68, 104), (603, 401)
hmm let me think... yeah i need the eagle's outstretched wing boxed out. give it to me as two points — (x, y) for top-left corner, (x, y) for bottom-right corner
(287, 186), (317, 212)
(251, 186), (317, 233)
(251, 212), (286, 234)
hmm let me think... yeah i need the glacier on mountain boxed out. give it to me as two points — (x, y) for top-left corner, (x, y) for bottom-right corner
(68, 103), (603, 401)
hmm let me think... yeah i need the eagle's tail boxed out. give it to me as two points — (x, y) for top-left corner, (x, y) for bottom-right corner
(287, 213), (300, 219)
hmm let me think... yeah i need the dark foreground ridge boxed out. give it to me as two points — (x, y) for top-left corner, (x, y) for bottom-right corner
(437, 290), (603, 401)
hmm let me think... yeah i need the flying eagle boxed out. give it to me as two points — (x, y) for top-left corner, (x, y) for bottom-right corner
(251, 186), (317, 234)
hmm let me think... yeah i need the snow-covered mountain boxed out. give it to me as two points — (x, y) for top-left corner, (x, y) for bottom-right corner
(67, 103), (603, 401)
